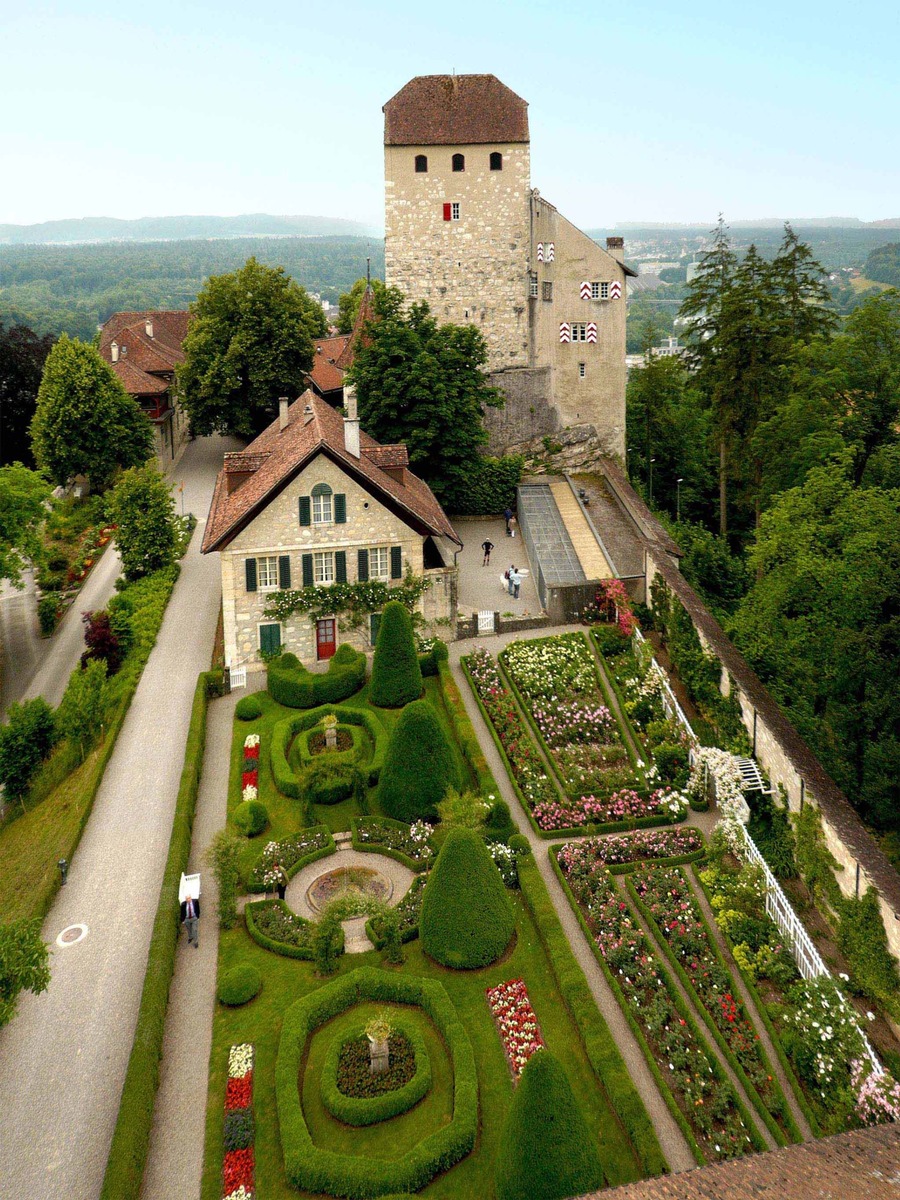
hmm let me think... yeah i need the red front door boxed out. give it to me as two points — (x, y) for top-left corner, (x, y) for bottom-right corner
(316, 618), (336, 660)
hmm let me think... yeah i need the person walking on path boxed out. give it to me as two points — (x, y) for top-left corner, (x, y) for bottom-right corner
(507, 566), (517, 597)
(481, 538), (494, 566)
(511, 568), (522, 600)
(504, 507), (513, 536)
(180, 894), (200, 948)
(273, 861), (288, 901)
(509, 515), (517, 539)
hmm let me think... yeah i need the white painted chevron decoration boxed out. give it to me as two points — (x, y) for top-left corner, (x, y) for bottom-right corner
(580, 281), (591, 300)
(587, 322), (597, 343)
(610, 280), (622, 299)
(559, 322), (571, 343)
(537, 242), (544, 262)
(547, 242), (555, 262)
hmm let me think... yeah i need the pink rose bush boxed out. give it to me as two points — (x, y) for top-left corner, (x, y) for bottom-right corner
(486, 978), (545, 1078)
(533, 786), (688, 832)
(558, 827), (704, 872)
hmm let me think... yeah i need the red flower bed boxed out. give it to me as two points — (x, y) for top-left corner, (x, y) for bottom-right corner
(486, 978), (545, 1078)
(243, 744), (259, 760)
(241, 771), (258, 790)
(225, 1072), (253, 1109)
(223, 1147), (254, 1193)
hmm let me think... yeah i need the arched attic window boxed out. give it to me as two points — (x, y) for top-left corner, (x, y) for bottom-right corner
(311, 482), (333, 524)
(452, 153), (465, 172)
(489, 151), (503, 171)
(415, 154), (428, 173)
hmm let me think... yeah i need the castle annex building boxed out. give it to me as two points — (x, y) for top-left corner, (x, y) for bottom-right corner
(383, 74), (633, 456)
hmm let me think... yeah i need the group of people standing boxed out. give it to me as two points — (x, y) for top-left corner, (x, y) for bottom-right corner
(481, 509), (524, 601)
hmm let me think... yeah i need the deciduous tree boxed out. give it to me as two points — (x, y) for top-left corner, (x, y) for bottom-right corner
(0, 463), (51, 587)
(105, 464), (178, 580)
(0, 919), (50, 1029)
(0, 697), (57, 807)
(0, 321), (55, 467)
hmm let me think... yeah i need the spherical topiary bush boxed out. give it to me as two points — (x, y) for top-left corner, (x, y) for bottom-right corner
(369, 601), (423, 708)
(234, 799), (269, 837)
(218, 964), (262, 1007)
(420, 828), (515, 968)
(494, 1050), (603, 1200)
(508, 833), (531, 857)
(235, 694), (264, 721)
(377, 699), (461, 822)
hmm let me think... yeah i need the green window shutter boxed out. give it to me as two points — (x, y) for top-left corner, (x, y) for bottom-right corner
(278, 555), (291, 589)
(357, 549), (369, 582)
(302, 554), (314, 587)
(369, 612), (381, 646)
(335, 551), (347, 583)
(245, 558), (257, 592)
(298, 496), (311, 526)
(260, 623), (281, 654)
(334, 493), (347, 524)
(390, 546), (402, 579)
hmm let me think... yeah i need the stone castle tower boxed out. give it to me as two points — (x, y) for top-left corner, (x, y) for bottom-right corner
(383, 74), (631, 457)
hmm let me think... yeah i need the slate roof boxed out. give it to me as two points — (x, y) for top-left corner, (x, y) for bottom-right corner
(384, 74), (529, 146)
(590, 1124), (900, 1200)
(99, 310), (190, 397)
(201, 391), (461, 553)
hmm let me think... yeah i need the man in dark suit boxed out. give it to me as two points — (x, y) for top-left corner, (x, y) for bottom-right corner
(180, 894), (200, 948)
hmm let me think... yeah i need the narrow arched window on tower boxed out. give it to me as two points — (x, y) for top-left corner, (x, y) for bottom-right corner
(452, 153), (465, 172)
(415, 154), (428, 173)
(490, 151), (503, 171)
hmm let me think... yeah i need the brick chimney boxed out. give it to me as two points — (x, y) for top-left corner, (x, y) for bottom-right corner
(110, 341), (119, 363)
(606, 236), (625, 263)
(279, 396), (289, 431)
(343, 383), (361, 458)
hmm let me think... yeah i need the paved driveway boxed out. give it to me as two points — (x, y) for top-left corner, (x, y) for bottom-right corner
(0, 434), (239, 1200)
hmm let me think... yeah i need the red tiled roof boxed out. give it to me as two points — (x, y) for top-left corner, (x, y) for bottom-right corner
(99, 310), (191, 399)
(591, 1124), (900, 1200)
(108, 358), (170, 396)
(201, 391), (461, 553)
(362, 445), (409, 469)
(384, 74), (529, 146)
(308, 335), (350, 396)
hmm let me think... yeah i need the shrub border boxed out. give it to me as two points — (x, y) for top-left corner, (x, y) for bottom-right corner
(276, 967), (477, 1198)
(246, 828), (336, 893)
(319, 1015), (432, 1126)
(295, 722), (365, 769)
(351, 816), (430, 872)
(270, 704), (388, 796)
(244, 897), (345, 961)
(99, 668), (212, 1200)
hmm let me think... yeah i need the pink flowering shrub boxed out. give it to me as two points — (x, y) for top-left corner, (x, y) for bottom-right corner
(533, 786), (687, 832)
(557, 827), (704, 871)
(851, 1059), (900, 1124)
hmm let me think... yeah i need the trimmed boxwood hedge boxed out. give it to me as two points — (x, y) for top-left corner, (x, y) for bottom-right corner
(271, 704), (388, 797)
(369, 601), (423, 708)
(276, 968), (477, 1198)
(319, 1015), (432, 1126)
(245, 898), (345, 960)
(302, 759), (366, 806)
(495, 1049), (603, 1200)
(377, 699), (461, 823)
(268, 644), (366, 708)
(235, 694), (264, 721)
(233, 799), (268, 836)
(420, 828), (514, 969)
(218, 964), (262, 1006)
(295, 722), (365, 769)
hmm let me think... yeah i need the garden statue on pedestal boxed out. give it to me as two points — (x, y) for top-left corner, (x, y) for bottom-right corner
(323, 712), (338, 750)
(365, 1012), (392, 1075)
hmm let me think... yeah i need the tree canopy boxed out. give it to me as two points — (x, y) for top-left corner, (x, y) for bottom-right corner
(0, 321), (55, 466)
(177, 257), (324, 438)
(0, 919), (50, 1029)
(30, 335), (154, 488)
(0, 463), (51, 586)
(346, 287), (503, 508)
(105, 464), (178, 580)
(336, 276), (386, 334)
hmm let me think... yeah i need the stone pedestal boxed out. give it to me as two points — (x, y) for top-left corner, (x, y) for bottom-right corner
(368, 1036), (390, 1074)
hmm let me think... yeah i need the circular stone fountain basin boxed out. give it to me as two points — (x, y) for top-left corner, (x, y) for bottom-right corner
(307, 865), (393, 914)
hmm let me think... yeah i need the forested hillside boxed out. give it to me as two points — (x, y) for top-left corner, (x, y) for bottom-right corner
(0, 236), (385, 339)
(866, 242), (900, 286)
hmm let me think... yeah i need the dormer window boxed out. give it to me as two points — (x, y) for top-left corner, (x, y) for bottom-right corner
(415, 154), (428, 173)
(489, 151), (503, 171)
(452, 153), (465, 172)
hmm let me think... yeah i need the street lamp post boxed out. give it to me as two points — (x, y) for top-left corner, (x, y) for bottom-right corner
(676, 477), (684, 522)
(649, 458), (656, 507)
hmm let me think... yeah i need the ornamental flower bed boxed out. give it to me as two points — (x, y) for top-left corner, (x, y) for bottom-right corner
(223, 1043), (255, 1200)
(631, 865), (791, 1134)
(355, 817), (435, 866)
(502, 633), (600, 703)
(247, 829), (332, 890)
(533, 786), (688, 833)
(558, 827), (705, 872)
(464, 648), (558, 812)
(559, 856), (753, 1159)
(486, 978), (545, 1078)
(244, 734), (260, 758)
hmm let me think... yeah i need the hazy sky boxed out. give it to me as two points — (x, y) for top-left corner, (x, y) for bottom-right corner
(2, 0), (898, 229)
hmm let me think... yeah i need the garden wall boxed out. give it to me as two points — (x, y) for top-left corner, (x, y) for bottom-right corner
(599, 456), (900, 968)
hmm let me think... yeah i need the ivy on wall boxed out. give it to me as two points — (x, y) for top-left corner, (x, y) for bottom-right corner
(263, 570), (431, 629)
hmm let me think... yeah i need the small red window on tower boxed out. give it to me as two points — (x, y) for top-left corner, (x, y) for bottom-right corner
(443, 203), (452, 221)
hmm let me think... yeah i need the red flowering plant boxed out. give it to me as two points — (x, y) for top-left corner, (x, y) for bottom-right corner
(223, 1147), (254, 1195)
(486, 978), (545, 1078)
(589, 579), (638, 637)
(223, 1043), (255, 1198)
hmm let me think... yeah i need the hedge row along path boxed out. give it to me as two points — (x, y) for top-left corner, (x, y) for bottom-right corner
(0, 433), (241, 1200)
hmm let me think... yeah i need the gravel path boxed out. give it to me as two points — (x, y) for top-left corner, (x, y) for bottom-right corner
(0, 434), (239, 1200)
(448, 636), (697, 1173)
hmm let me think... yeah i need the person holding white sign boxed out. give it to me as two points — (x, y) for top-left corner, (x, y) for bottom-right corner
(180, 893), (201, 948)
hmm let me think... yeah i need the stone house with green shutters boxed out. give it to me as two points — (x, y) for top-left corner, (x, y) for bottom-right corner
(201, 389), (461, 671)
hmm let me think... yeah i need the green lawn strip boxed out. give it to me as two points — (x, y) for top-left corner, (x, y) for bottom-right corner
(625, 871), (797, 1146)
(201, 888), (643, 1199)
(436, 659), (502, 799)
(0, 565), (181, 924)
(690, 866), (823, 1137)
(517, 853), (664, 1179)
(99, 671), (213, 1200)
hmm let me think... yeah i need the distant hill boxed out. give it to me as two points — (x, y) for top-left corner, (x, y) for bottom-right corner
(0, 214), (376, 245)
(865, 242), (900, 287)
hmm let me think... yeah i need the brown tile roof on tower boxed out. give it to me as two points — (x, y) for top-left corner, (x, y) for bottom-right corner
(335, 283), (377, 369)
(201, 391), (461, 553)
(588, 1124), (900, 1200)
(384, 74), (529, 146)
(308, 335), (351, 396)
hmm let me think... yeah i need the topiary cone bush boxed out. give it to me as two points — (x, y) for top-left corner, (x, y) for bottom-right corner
(369, 601), (423, 708)
(494, 1050), (603, 1200)
(420, 828), (514, 968)
(377, 699), (461, 823)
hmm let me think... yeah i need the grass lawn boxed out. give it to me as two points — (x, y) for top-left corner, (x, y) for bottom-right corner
(201, 893), (643, 1200)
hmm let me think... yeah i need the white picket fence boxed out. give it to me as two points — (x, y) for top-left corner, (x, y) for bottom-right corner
(229, 666), (247, 690)
(627, 625), (884, 1075)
